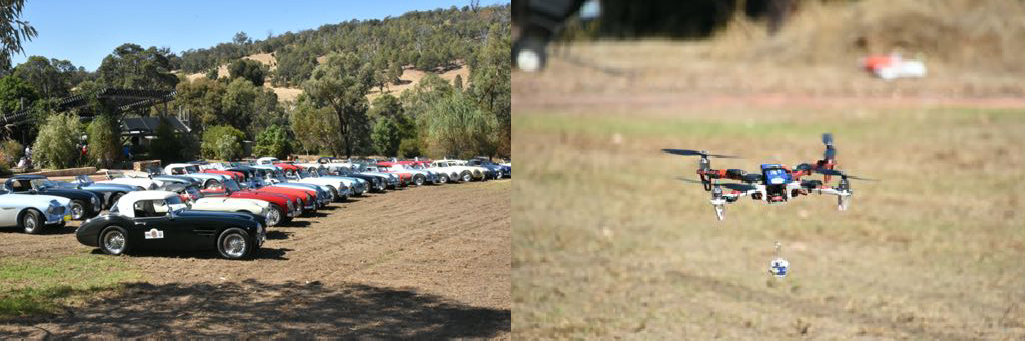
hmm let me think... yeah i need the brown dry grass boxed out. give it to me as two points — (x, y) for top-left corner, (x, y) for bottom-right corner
(708, 0), (1025, 75)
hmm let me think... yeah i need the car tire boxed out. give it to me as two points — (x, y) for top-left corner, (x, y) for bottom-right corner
(439, 174), (449, 184)
(21, 209), (44, 234)
(461, 171), (472, 182)
(99, 226), (130, 255)
(414, 174), (425, 186)
(217, 228), (253, 259)
(70, 200), (87, 220)
(266, 207), (282, 226)
(495, 170), (503, 179)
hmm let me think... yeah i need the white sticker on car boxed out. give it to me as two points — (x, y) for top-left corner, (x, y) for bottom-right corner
(144, 228), (164, 239)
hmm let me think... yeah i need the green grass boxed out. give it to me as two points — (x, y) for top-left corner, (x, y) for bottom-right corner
(0, 255), (138, 318)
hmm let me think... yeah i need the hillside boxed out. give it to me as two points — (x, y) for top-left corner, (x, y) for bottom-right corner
(186, 52), (470, 102)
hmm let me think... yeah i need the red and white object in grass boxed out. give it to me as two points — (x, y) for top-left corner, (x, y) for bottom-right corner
(861, 53), (927, 80)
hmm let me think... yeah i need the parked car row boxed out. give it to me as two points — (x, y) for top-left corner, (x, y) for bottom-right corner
(0, 156), (510, 260)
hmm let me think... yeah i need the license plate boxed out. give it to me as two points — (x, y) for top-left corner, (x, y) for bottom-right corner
(63, 214), (71, 222)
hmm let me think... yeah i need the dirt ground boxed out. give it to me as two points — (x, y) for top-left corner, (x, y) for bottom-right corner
(512, 41), (1025, 339)
(0, 180), (511, 338)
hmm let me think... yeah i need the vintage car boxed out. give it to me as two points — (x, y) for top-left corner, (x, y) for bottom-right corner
(379, 162), (437, 186)
(198, 180), (299, 222)
(62, 175), (142, 209)
(467, 158), (511, 179)
(329, 166), (386, 192)
(347, 163), (400, 189)
(3, 175), (104, 220)
(0, 188), (72, 233)
(97, 171), (163, 189)
(256, 157), (280, 165)
(251, 165), (334, 205)
(368, 163), (413, 187)
(444, 159), (493, 180)
(164, 163), (229, 189)
(429, 160), (483, 182)
(396, 161), (445, 184)
(292, 168), (364, 198)
(158, 183), (281, 226)
(75, 191), (266, 259)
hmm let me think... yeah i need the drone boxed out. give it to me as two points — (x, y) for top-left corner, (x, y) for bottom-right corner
(663, 133), (878, 220)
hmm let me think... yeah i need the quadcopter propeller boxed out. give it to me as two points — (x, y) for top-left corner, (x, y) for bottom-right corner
(822, 133), (836, 160)
(662, 149), (740, 159)
(676, 177), (756, 191)
(814, 168), (879, 181)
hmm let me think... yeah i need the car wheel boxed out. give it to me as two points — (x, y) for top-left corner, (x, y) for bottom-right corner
(70, 200), (86, 220)
(329, 187), (341, 202)
(21, 209), (43, 234)
(217, 228), (253, 259)
(439, 174), (448, 184)
(495, 170), (503, 179)
(414, 174), (425, 186)
(461, 171), (472, 182)
(266, 207), (282, 226)
(99, 226), (130, 255)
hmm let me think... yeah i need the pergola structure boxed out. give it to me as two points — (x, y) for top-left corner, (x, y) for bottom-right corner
(0, 88), (184, 143)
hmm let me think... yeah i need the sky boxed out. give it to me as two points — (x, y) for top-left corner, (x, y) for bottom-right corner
(13, 0), (505, 71)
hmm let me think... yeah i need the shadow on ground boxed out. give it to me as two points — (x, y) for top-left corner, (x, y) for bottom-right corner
(0, 280), (510, 338)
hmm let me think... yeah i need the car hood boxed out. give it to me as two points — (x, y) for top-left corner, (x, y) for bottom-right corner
(1, 193), (72, 206)
(39, 188), (101, 201)
(178, 209), (258, 222)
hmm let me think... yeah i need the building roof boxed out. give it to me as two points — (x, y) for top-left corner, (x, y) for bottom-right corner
(121, 116), (191, 136)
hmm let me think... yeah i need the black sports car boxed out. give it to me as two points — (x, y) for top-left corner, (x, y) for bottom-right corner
(76, 191), (266, 259)
(4, 175), (104, 220)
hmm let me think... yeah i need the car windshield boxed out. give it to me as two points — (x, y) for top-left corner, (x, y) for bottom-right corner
(29, 179), (58, 190)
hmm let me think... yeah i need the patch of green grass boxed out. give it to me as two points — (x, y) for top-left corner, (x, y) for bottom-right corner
(0, 255), (138, 318)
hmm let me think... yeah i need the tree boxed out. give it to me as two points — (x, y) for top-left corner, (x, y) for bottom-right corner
(221, 78), (258, 130)
(301, 52), (374, 157)
(371, 117), (402, 156)
(389, 61), (403, 84)
(32, 113), (82, 169)
(200, 125), (245, 160)
(469, 24), (511, 157)
(289, 97), (341, 156)
(86, 114), (120, 168)
(12, 56), (74, 98)
(0, 74), (37, 114)
(227, 59), (265, 86)
(96, 43), (179, 90)
(233, 31), (251, 46)
(150, 116), (182, 164)
(420, 90), (497, 158)
(252, 125), (292, 159)
(0, 0), (36, 75)
(205, 68), (218, 80)
(453, 74), (463, 90)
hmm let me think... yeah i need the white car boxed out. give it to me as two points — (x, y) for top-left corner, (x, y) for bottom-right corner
(164, 163), (231, 189)
(430, 160), (484, 182)
(97, 170), (164, 190)
(0, 189), (73, 233)
(191, 197), (279, 226)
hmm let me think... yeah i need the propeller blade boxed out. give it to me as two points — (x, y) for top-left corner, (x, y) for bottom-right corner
(722, 183), (756, 191)
(675, 177), (704, 184)
(814, 168), (879, 181)
(676, 177), (755, 191)
(661, 149), (741, 158)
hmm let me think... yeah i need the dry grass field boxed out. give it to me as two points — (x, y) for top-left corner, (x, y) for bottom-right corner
(512, 41), (1025, 339)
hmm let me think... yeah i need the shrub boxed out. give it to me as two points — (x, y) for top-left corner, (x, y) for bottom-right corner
(86, 114), (120, 168)
(149, 116), (182, 164)
(398, 138), (421, 158)
(252, 125), (291, 159)
(201, 125), (245, 160)
(32, 113), (82, 169)
(0, 140), (23, 167)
